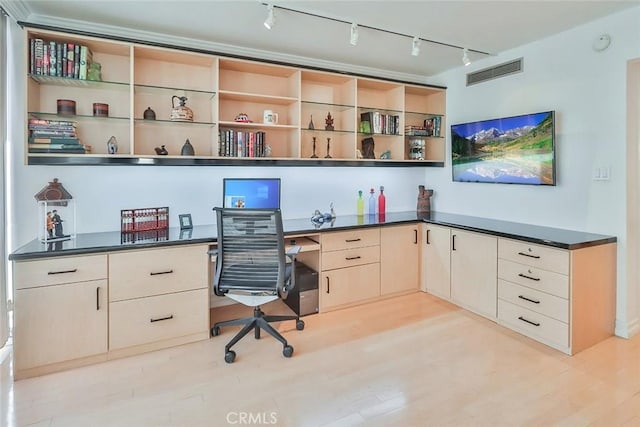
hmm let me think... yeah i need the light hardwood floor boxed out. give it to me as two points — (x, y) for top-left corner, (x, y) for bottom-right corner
(2, 292), (640, 426)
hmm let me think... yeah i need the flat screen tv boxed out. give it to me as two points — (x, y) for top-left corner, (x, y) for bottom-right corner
(451, 111), (556, 185)
(222, 178), (281, 209)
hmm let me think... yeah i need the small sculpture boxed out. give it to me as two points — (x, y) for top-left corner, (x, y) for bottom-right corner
(325, 137), (332, 159)
(154, 145), (168, 155)
(107, 135), (118, 154)
(87, 62), (102, 81)
(417, 185), (434, 213)
(181, 139), (195, 156)
(310, 203), (336, 226)
(170, 95), (194, 122)
(308, 115), (315, 130)
(380, 150), (391, 160)
(311, 136), (318, 158)
(234, 112), (251, 123)
(143, 107), (156, 120)
(361, 137), (375, 159)
(325, 112), (334, 131)
(264, 144), (272, 157)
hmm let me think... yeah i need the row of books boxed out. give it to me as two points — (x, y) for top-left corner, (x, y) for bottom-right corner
(405, 116), (443, 137)
(29, 38), (93, 79)
(218, 129), (267, 158)
(360, 111), (400, 135)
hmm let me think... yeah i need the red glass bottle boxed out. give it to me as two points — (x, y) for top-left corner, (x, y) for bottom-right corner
(378, 185), (386, 216)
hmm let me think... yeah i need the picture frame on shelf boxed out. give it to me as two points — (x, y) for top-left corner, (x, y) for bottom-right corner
(179, 213), (193, 229)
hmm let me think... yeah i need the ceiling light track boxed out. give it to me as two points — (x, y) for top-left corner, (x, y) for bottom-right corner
(262, 3), (492, 59)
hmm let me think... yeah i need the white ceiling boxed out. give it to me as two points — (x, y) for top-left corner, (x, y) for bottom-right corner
(5, 0), (640, 78)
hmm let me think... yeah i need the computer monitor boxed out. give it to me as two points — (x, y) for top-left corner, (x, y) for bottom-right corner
(222, 178), (281, 209)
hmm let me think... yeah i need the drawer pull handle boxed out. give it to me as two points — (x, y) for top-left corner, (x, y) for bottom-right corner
(96, 287), (100, 311)
(518, 316), (540, 327)
(452, 235), (456, 251)
(150, 315), (174, 323)
(150, 269), (174, 276)
(345, 256), (361, 261)
(326, 277), (330, 294)
(345, 238), (361, 242)
(517, 251), (540, 259)
(426, 229), (430, 245)
(47, 268), (77, 275)
(518, 273), (541, 282)
(414, 229), (418, 244)
(518, 295), (540, 304)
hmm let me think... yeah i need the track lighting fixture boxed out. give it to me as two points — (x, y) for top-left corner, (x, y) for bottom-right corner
(462, 48), (471, 66)
(264, 4), (275, 30)
(350, 23), (359, 46)
(411, 36), (421, 57)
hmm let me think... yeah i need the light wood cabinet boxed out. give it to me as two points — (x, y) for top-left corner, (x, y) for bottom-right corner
(108, 244), (210, 354)
(320, 228), (381, 311)
(380, 224), (420, 295)
(421, 223), (451, 299)
(13, 255), (108, 379)
(450, 229), (498, 320)
(496, 238), (616, 354)
(25, 27), (446, 166)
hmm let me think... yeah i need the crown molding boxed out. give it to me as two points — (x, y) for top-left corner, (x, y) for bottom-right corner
(24, 13), (431, 85)
(0, 0), (30, 21)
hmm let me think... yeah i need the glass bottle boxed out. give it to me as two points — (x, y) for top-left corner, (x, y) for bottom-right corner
(357, 190), (364, 216)
(368, 188), (376, 215)
(378, 186), (386, 216)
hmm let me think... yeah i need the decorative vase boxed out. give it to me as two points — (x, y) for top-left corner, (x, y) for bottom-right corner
(143, 107), (156, 120)
(181, 139), (195, 156)
(417, 185), (433, 212)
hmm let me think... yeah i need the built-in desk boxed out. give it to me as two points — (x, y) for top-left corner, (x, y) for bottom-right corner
(9, 211), (617, 378)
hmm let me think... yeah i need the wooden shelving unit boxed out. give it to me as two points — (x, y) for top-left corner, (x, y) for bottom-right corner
(24, 26), (446, 167)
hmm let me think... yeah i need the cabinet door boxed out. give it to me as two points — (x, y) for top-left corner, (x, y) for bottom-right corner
(422, 223), (451, 299)
(14, 279), (108, 371)
(380, 224), (420, 295)
(450, 230), (497, 320)
(321, 264), (380, 311)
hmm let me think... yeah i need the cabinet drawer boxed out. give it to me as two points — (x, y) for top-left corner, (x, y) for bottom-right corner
(499, 239), (569, 275)
(498, 259), (568, 299)
(321, 245), (380, 270)
(14, 254), (107, 289)
(498, 280), (568, 323)
(109, 245), (209, 301)
(109, 288), (208, 350)
(322, 228), (380, 252)
(498, 299), (569, 350)
(321, 263), (380, 310)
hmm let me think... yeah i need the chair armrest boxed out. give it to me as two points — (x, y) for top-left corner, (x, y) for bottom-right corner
(286, 245), (301, 261)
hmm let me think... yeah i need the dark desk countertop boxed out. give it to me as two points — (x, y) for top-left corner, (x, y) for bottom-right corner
(9, 210), (616, 261)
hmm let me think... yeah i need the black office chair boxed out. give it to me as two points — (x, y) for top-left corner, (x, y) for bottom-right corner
(210, 207), (305, 363)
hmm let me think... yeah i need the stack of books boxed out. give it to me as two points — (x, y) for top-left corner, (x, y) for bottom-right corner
(218, 129), (267, 157)
(28, 118), (86, 154)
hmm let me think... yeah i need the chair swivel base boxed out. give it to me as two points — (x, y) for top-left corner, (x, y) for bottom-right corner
(211, 306), (305, 363)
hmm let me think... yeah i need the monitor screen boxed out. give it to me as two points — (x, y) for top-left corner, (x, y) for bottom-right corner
(222, 178), (281, 209)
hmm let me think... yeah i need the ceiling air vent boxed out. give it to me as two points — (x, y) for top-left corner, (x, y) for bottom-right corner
(466, 58), (523, 86)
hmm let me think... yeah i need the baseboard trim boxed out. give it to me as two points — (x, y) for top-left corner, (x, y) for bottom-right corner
(615, 317), (640, 338)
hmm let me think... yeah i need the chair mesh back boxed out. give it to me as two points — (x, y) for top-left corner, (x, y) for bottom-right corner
(215, 208), (286, 294)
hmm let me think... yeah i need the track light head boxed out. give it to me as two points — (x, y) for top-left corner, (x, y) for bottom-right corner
(350, 23), (359, 46)
(411, 36), (421, 57)
(264, 4), (275, 30)
(462, 48), (471, 66)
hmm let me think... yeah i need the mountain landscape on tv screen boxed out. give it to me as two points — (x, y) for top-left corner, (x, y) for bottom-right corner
(451, 112), (554, 185)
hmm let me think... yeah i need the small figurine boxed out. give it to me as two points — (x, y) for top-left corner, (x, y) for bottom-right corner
(362, 137), (375, 159)
(417, 185), (434, 213)
(325, 137), (332, 159)
(264, 144), (272, 157)
(325, 112), (334, 131)
(87, 62), (102, 81)
(380, 150), (391, 160)
(52, 209), (64, 237)
(107, 135), (118, 154)
(308, 115), (315, 130)
(46, 211), (54, 238)
(143, 107), (156, 120)
(154, 145), (168, 155)
(311, 137), (318, 158)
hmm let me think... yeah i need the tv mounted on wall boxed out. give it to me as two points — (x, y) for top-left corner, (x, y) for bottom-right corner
(451, 111), (556, 185)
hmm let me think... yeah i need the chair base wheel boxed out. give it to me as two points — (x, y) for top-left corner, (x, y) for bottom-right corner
(225, 350), (236, 363)
(283, 345), (294, 358)
(211, 326), (220, 337)
(296, 320), (305, 331)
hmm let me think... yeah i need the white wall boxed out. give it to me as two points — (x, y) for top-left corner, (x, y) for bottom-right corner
(426, 7), (640, 336)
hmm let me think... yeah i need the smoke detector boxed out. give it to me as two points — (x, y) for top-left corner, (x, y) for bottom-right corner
(592, 34), (611, 52)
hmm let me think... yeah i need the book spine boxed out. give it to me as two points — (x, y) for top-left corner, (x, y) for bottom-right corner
(49, 41), (57, 77)
(62, 43), (68, 77)
(29, 38), (35, 75)
(79, 45), (88, 80)
(43, 44), (50, 76)
(67, 43), (74, 78)
(34, 38), (44, 75)
(56, 43), (63, 77)
(249, 133), (255, 158)
(74, 44), (80, 79)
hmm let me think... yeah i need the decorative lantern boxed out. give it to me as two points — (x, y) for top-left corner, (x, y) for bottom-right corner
(34, 178), (76, 242)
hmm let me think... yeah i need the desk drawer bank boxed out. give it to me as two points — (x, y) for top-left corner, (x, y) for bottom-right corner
(9, 212), (616, 378)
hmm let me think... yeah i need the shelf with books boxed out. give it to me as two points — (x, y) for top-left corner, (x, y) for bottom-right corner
(29, 75), (130, 90)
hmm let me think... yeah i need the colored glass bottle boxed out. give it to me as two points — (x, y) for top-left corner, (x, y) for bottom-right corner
(368, 188), (376, 215)
(357, 190), (364, 216)
(378, 186), (386, 215)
